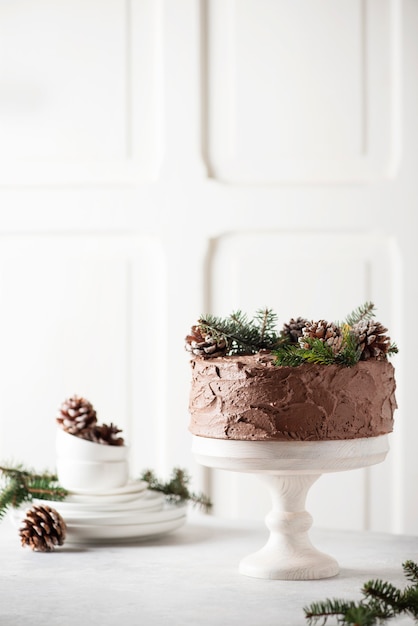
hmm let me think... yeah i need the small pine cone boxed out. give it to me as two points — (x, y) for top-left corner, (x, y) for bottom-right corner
(86, 423), (125, 446)
(185, 325), (227, 358)
(19, 505), (66, 552)
(300, 320), (343, 355)
(281, 317), (308, 343)
(353, 320), (391, 361)
(56, 395), (97, 435)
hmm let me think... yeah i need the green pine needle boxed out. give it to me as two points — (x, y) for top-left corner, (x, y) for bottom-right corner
(273, 302), (397, 368)
(194, 302), (397, 366)
(140, 467), (212, 512)
(403, 561), (418, 584)
(0, 464), (68, 520)
(304, 560), (418, 625)
(199, 308), (279, 355)
(344, 302), (376, 327)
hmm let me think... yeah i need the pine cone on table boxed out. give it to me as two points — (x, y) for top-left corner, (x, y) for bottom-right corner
(185, 325), (228, 358)
(19, 505), (66, 552)
(56, 395), (97, 436)
(353, 320), (391, 360)
(300, 320), (343, 355)
(86, 423), (125, 446)
(281, 317), (308, 343)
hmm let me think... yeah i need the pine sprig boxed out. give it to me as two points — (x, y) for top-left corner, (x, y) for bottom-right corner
(254, 308), (278, 344)
(388, 342), (399, 356)
(344, 302), (376, 327)
(0, 464), (68, 520)
(140, 467), (212, 512)
(198, 308), (279, 355)
(305, 560), (418, 625)
(403, 560), (418, 584)
(304, 599), (382, 626)
(334, 327), (363, 366)
(275, 337), (357, 367)
(274, 302), (396, 367)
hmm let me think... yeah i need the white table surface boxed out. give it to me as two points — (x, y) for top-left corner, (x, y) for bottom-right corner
(0, 510), (417, 626)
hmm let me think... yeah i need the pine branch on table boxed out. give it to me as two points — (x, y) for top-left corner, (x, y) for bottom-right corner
(0, 464), (68, 520)
(304, 560), (418, 625)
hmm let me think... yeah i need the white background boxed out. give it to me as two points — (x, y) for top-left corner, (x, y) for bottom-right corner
(0, 0), (416, 534)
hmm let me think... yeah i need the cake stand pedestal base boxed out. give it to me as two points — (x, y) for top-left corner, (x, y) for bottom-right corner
(192, 435), (389, 580)
(239, 474), (338, 579)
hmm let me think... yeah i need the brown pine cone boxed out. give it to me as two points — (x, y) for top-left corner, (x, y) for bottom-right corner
(300, 320), (343, 355)
(85, 423), (125, 446)
(281, 317), (308, 343)
(353, 320), (391, 360)
(185, 325), (227, 358)
(19, 505), (66, 552)
(56, 395), (97, 435)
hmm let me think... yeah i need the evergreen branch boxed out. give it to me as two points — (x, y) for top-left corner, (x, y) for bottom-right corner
(140, 467), (212, 512)
(388, 343), (399, 356)
(195, 302), (397, 364)
(274, 345), (305, 366)
(344, 302), (376, 327)
(304, 560), (418, 625)
(403, 561), (418, 584)
(254, 308), (278, 344)
(0, 464), (68, 520)
(335, 328), (362, 367)
(401, 586), (418, 618)
(199, 309), (279, 355)
(275, 339), (336, 366)
(298, 338), (336, 365)
(362, 580), (402, 612)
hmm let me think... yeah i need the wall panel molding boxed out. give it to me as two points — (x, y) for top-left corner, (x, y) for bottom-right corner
(0, 0), (162, 186)
(205, 0), (401, 184)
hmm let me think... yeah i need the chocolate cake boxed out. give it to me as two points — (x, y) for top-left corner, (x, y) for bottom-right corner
(186, 304), (398, 442)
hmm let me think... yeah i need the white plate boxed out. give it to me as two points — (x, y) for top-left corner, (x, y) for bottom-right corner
(33, 490), (165, 513)
(66, 515), (187, 543)
(67, 480), (148, 498)
(61, 503), (188, 526)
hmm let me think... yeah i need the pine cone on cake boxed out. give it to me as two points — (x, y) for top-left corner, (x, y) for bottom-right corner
(185, 325), (228, 358)
(353, 319), (391, 360)
(19, 504), (66, 552)
(300, 320), (343, 355)
(86, 423), (125, 446)
(281, 317), (308, 343)
(56, 395), (97, 436)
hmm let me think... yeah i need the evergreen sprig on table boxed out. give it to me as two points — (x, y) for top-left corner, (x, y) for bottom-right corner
(140, 467), (212, 512)
(0, 464), (68, 520)
(304, 560), (418, 625)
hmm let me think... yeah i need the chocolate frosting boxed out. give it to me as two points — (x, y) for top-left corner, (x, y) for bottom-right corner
(188, 354), (397, 441)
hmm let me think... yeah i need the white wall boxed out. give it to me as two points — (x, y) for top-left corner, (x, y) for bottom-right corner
(0, 0), (416, 534)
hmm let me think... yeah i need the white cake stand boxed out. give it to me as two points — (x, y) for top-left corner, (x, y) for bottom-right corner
(192, 434), (389, 580)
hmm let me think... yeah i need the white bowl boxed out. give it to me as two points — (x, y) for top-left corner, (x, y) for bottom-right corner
(56, 457), (129, 492)
(56, 427), (128, 462)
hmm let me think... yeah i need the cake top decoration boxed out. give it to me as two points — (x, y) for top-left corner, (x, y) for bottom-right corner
(185, 301), (398, 367)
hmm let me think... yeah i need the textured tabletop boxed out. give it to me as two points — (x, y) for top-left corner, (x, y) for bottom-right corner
(0, 512), (417, 626)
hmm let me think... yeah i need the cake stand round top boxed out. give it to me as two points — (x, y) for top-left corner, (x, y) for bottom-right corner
(192, 434), (389, 474)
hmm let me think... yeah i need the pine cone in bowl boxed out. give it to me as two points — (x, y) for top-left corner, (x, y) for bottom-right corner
(56, 395), (97, 436)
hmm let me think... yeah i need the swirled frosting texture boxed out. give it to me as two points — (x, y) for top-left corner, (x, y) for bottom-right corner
(188, 354), (397, 440)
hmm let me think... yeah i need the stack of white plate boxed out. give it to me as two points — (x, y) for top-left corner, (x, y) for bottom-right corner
(13, 481), (187, 544)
